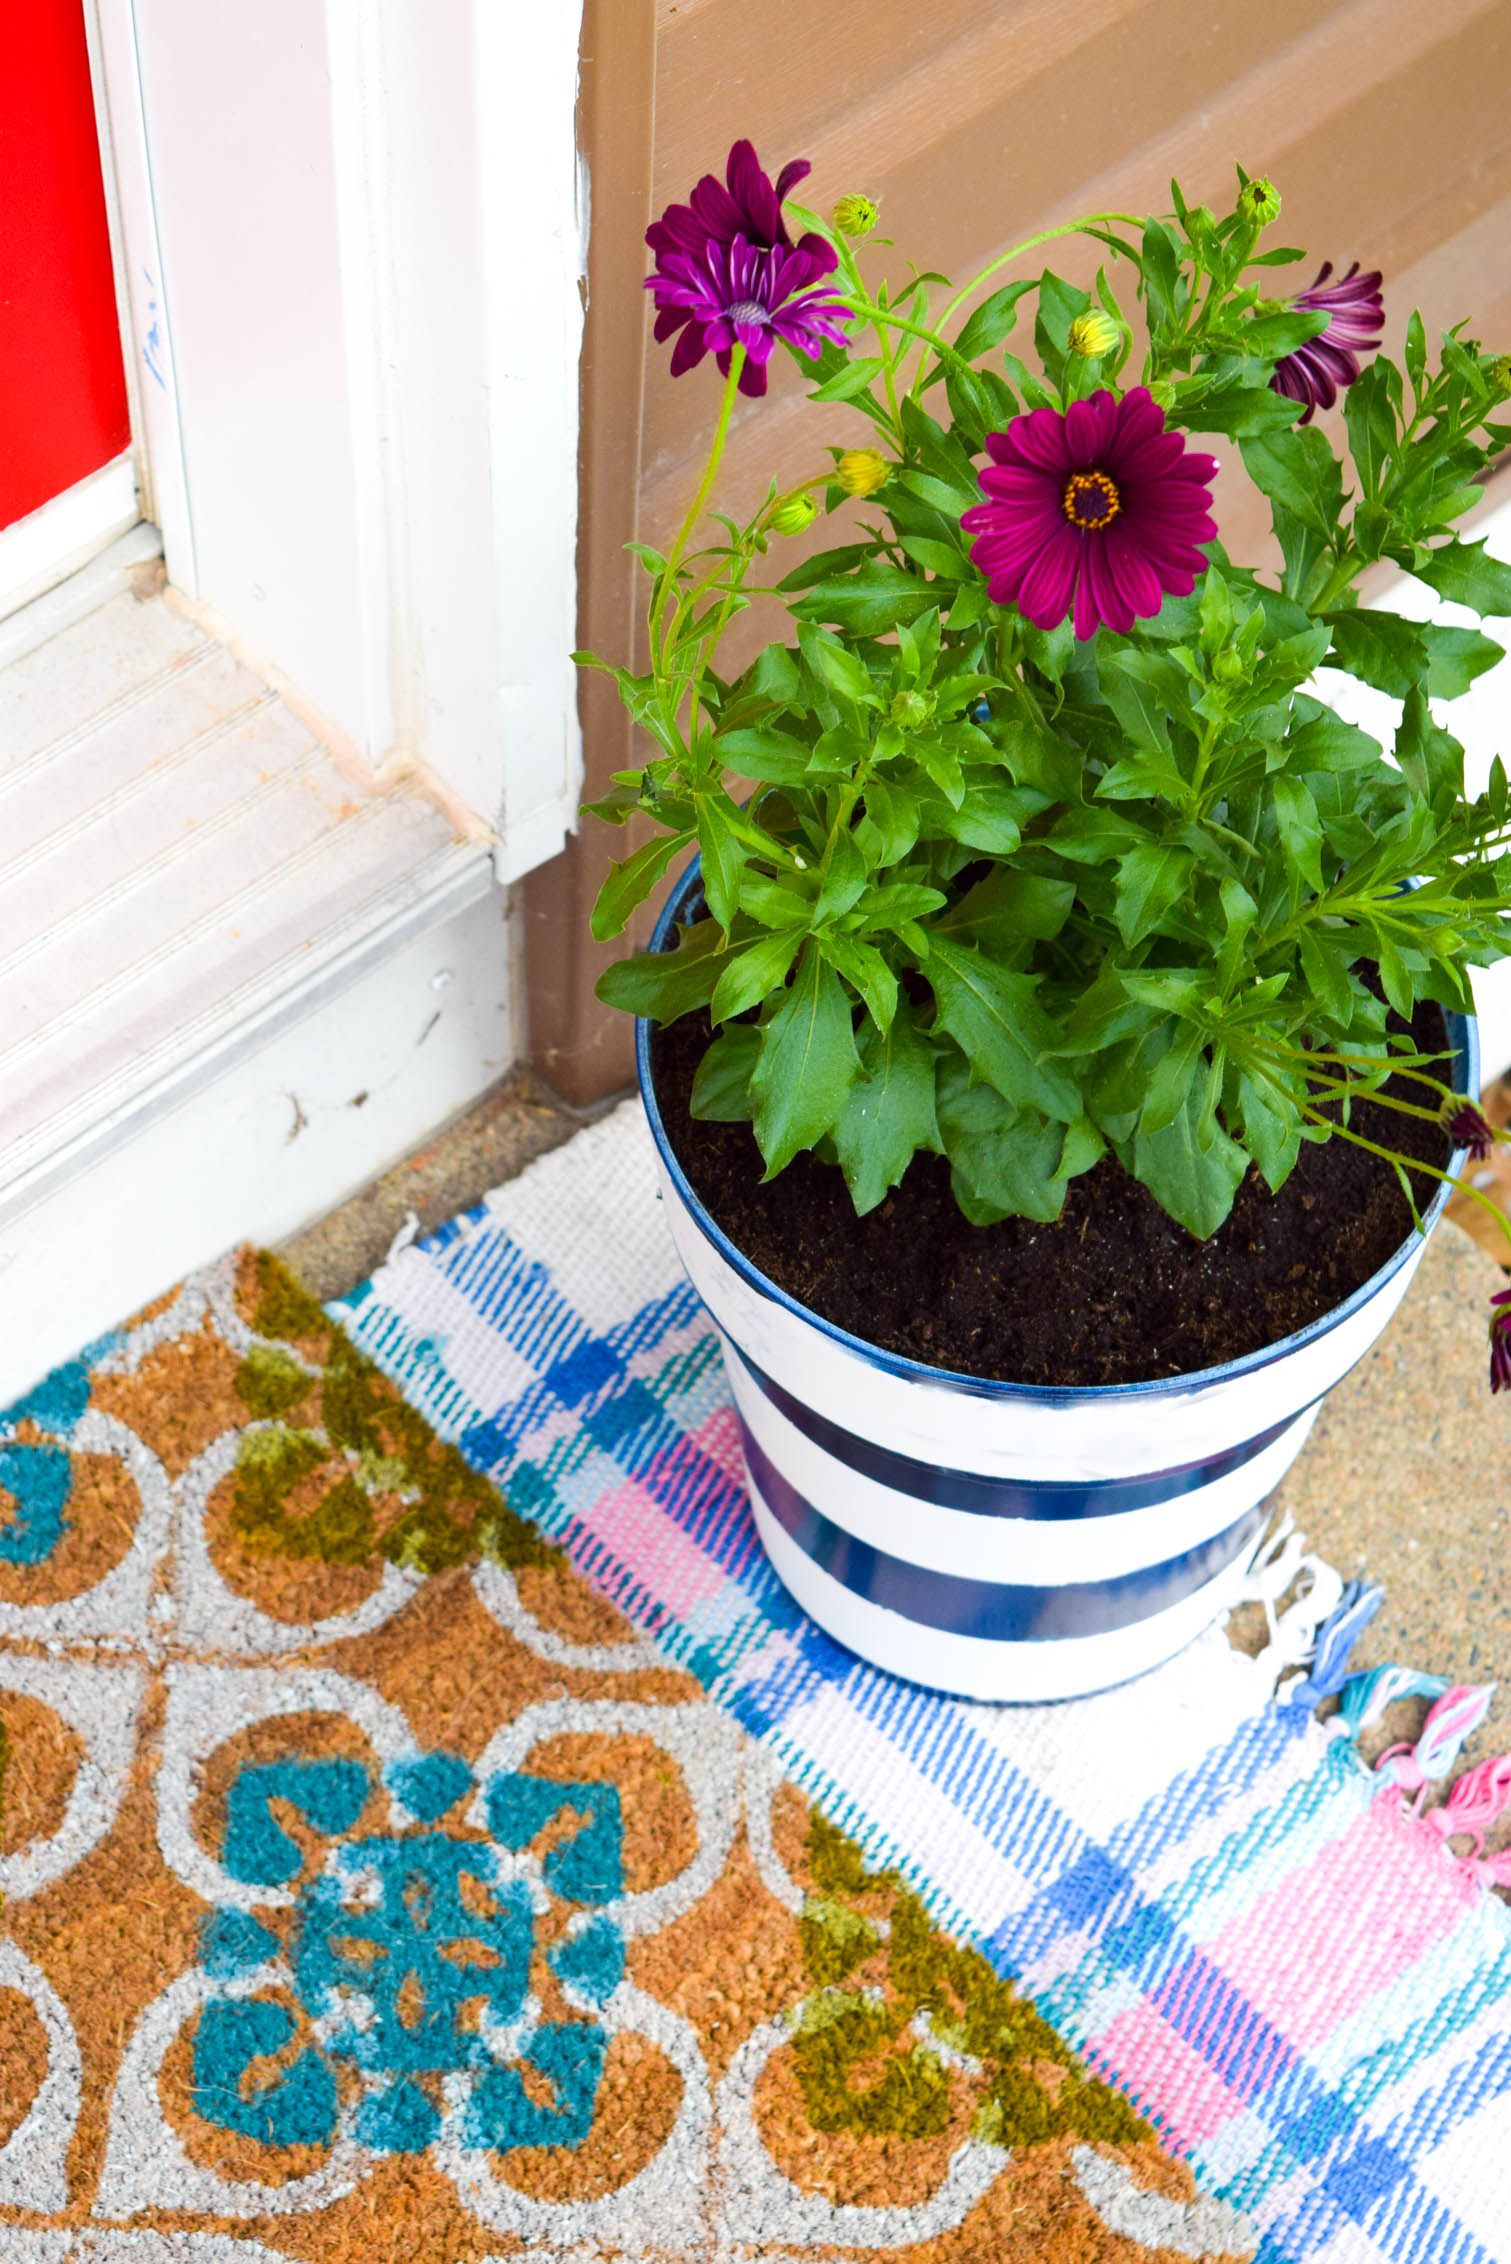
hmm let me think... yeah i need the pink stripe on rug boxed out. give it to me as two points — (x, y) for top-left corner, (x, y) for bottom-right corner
(1093, 2000), (1250, 2149)
(1199, 1788), (1477, 2052)
(582, 1404), (754, 1614)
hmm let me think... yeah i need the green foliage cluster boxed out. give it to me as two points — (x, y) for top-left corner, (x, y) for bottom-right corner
(794, 1810), (1148, 2148)
(586, 172), (1511, 1238)
(232, 1252), (560, 1577)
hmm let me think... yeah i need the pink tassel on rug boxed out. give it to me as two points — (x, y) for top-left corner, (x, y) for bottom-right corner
(1427, 1751), (1511, 1854)
(1376, 1684), (1497, 1811)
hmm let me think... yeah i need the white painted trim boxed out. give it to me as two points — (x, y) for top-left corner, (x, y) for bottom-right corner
(472, 0), (586, 869)
(100, 0), (584, 876)
(0, 841), (495, 1227)
(85, 0), (195, 592)
(0, 524), (163, 672)
(0, 888), (517, 1406)
(0, 456), (139, 622)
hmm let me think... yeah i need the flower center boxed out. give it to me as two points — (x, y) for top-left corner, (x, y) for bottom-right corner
(1062, 469), (1121, 530)
(725, 297), (771, 326)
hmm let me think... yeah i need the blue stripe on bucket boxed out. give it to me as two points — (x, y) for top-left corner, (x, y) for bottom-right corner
(729, 1341), (1297, 1521)
(739, 1420), (1266, 1642)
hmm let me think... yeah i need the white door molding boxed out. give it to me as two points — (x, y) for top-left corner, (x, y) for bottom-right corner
(94, 0), (586, 878)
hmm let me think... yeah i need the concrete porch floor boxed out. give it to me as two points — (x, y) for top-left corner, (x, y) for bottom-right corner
(281, 1075), (1511, 1769)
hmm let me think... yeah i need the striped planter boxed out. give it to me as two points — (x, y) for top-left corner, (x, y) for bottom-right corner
(639, 868), (1478, 1701)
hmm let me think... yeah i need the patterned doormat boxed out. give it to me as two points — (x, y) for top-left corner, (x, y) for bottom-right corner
(330, 1103), (1511, 2264)
(0, 1247), (1253, 2263)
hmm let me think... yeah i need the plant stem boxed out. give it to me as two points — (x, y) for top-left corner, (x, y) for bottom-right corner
(649, 348), (746, 679)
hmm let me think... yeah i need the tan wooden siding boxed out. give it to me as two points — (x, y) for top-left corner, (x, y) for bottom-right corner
(526, 0), (1511, 1102)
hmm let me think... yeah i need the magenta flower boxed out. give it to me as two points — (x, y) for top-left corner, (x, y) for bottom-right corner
(1271, 261), (1384, 422)
(960, 387), (1219, 641)
(646, 141), (851, 399)
(1490, 1287), (1511, 1394)
(1446, 1099), (1496, 1160)
(646, 139), (811, 262)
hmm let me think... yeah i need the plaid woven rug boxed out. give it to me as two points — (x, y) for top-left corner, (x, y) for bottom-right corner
(334, 1100), (1511, 2264)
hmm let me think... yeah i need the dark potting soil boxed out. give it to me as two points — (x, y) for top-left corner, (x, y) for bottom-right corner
(650, 1002), (1454, 1387)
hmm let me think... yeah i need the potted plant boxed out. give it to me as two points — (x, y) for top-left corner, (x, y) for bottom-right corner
(578, 144), (1511, 1700)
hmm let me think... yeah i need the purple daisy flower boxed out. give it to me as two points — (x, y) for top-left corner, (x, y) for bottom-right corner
(1489, 1286), (1511, 1394)
(646, 140), (851, 398)
(1446, 1099), (1496, 1160)
(647, 235), (851, 399)
(1271, 261), (1384, 422)
(960, 387), (1219, 641)
(646, 139), (811, 263)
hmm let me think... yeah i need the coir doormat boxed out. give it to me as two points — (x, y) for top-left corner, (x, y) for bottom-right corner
(331, 1102), (1511, 2264)
(0, 1244), (1253, 2263)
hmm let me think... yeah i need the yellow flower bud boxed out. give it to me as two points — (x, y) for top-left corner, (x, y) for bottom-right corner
(1490, 355), (1511, 398)
(1237, 175), (1282, 229)
(833, 193), (880, 240)
(1067, 310), (1121, 360)
(836, 447), (890, 498)
(767, 491), (817, 537)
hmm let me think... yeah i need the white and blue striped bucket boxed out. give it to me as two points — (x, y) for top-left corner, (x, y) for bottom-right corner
(639, 868), (1477, 1701)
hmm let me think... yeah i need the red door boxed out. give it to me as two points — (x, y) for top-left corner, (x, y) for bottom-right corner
(0, 3), (131, 530)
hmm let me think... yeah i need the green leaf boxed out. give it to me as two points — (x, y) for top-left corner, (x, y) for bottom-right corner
(808, 635), (876, 705)
(814, 825), (869, 923)
(857, 777), (921, 863)
(1173, 377), (1302, 439)
(833, 1000), (941, 1214)
(1240, 424), (1344, 540)
(715, 725), (815, 785)
(749, 945), (860, 1175)
(1096, 650), (1172, 751)
(899, 535), (968, 579)
(997, 717), (1083, 800)
(1057, 1112), (1106, 1179)
(1296, 925), (1353, 1020)
(1419, 622), (1504, 699)
(776, 543), (875, 594)
(696, 796), (750, 930)
(1342, 358), (1398, 499)
(935, 1059), (1068, 1224)
(933, 782), (1030, 854)
(896, 467), (978, 517)
(1324, 609), (1431, 699)
(952, 278), (1037, 362)
(1235, 1069), (1301, 1192)
(1271, 773), (1325, 893)
(710, 927), (805, 1024)
(791, 562), (940, 635)
(1215, 876), (1258, 992)
(1096, 749), (1191, 801)
(1413, 537), (1511, 616)
(931, 867), (1076, 948)
(1138, 1022), (1205, 1138)
(1133, 1086), (1247, 1239)
(808, 355), (886, 403)
(925, 936), (1080, 1119)
(590, 829), (695, 942)
(819, 932), (898, 1033)
(1395, 685), (1465, 801)
(1404, 309), (1427, 399)
(1283, 707), (1383, 771)
(594, 917), (727, 1022)
(1114, 841), (1192, 946)
(690, 1024), (760, 1121)
(1141, 218), (1183, 329)
(1242, 307), (1332, 360)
